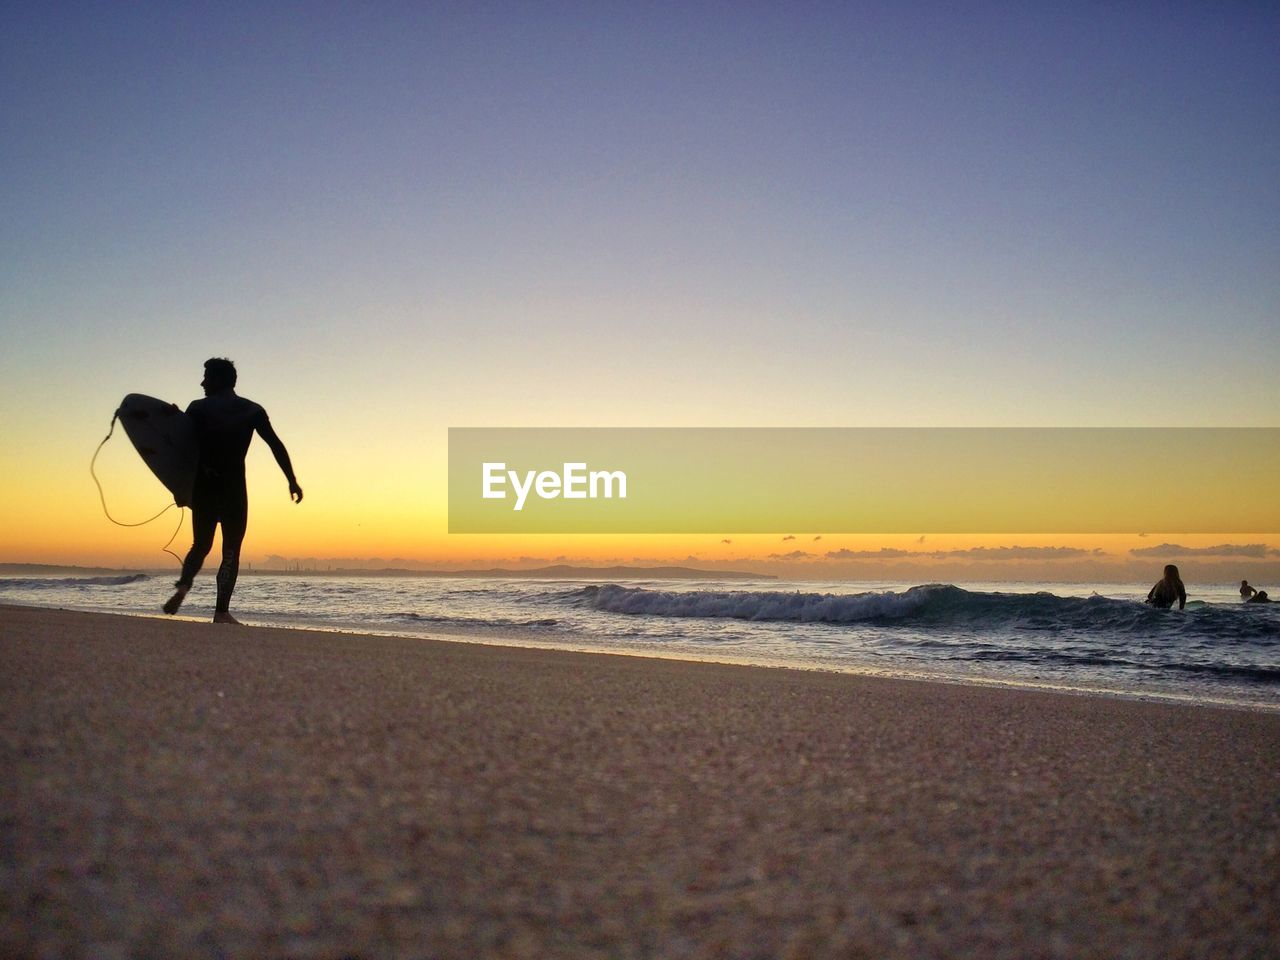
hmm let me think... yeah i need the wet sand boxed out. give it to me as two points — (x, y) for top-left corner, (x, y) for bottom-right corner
(2, 604), (1278, 959)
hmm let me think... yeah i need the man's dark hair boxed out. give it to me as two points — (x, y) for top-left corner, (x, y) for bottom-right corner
(204, 357), (237, 389)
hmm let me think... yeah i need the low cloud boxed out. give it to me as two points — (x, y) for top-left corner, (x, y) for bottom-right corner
(934, 546), (1098, 560)
(826, 545), (1098, 561)
(827, 548), (915, 560)
(767, 550), (813, 560)
(1130, 543), (1278, 558)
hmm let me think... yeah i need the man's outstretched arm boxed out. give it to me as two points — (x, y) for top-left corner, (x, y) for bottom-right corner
(257, 418), (303, 503)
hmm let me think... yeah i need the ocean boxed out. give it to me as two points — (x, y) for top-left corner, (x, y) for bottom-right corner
(2, 573), (1277, 711)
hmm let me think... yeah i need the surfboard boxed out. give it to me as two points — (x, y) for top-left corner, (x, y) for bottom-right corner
(116, 394), (199, 507)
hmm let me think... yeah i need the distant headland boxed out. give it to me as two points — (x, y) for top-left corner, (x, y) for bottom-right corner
(0, 562), (770, 581)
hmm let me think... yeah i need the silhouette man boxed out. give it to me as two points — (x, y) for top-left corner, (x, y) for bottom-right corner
(164, 358), (302, 622)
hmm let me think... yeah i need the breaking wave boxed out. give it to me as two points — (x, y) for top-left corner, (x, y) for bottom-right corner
(0, 573), (150, 588)
(566, 583), (1280, 642)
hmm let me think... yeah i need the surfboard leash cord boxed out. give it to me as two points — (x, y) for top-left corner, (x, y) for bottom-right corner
(90, 413), (186, 565)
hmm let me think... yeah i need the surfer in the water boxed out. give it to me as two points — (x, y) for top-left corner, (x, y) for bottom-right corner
(163, 358), (302, 623)
(1145, 564), (1186, 610)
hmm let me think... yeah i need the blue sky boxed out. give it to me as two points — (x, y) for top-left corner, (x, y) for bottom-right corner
(5, 3), (1277, 428)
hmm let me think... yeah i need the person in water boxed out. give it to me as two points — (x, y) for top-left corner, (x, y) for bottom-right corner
(1245, 590), (1271, 604)
(1240, 580), (1257, 600)
(164, 358), (302, 623)
(1145, 564), (1186, 610)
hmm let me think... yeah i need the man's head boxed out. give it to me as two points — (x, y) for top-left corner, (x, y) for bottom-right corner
(202, 357), (237, 395)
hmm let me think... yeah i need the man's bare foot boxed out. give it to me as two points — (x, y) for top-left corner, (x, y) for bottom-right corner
(212, 611), (242, 625)
(162, 585), (189, 615)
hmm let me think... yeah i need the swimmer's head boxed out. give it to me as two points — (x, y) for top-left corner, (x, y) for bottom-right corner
(1164, 564), (1181, 581)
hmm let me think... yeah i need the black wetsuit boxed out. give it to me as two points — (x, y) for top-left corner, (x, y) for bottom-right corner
(177, 391), (270, 613)
(1145, 579), (1186, 610)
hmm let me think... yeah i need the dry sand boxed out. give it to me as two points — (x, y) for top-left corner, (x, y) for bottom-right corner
(2, 604), (1278, 959)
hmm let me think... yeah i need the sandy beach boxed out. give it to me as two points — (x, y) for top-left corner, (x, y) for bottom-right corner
(2, 604), (1277, 959)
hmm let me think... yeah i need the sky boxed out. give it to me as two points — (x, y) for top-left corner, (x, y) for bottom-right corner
(2, 2), (1277, 577)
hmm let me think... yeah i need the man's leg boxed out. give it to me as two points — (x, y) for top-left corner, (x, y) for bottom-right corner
(164, 505), (217, 615)
(213, 493), (248, 623)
